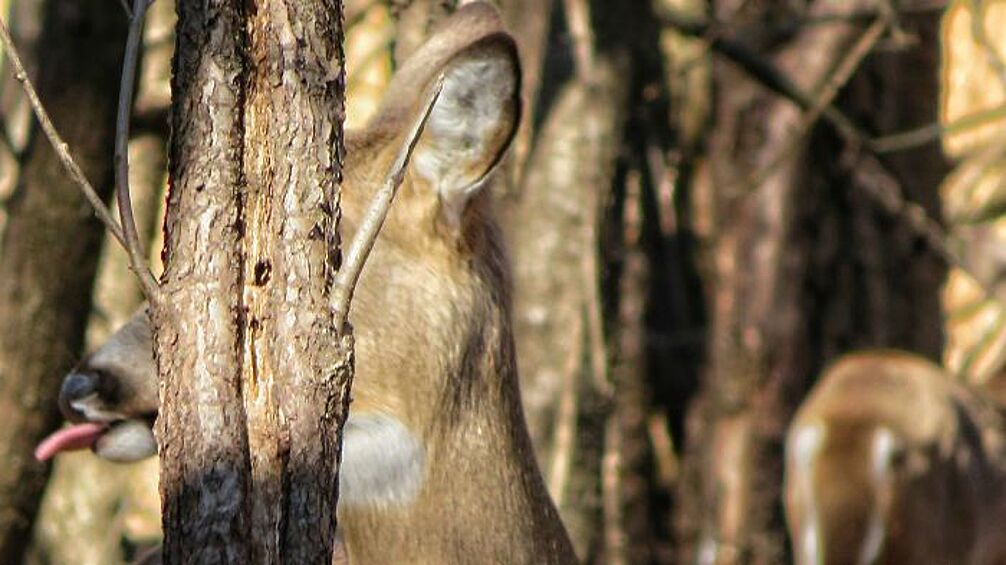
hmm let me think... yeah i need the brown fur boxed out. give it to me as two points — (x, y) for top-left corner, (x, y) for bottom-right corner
(335, 6), (574, 562)
(785, 351), (1006, 565)
(55, 3), (576, 563)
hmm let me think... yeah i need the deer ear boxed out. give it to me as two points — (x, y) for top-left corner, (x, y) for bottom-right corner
(410, 35), (521, 225)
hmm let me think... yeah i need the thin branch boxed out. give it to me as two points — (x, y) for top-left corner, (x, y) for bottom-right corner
(330, 75), (444, 329)
(0, 14), (127, 247)
(583, 223), (613, 398)
(872, 103), (1006, 153)
(647, 413), (679, 489)
(780, 0), (946, 29)
(602, 413), (626, 565)
(547, 310), (583, 507)
(744, 16), (889, 193)
(116, 0), (160, 300)
(118, 0), (134, 19)
(657, 5), (872, 147)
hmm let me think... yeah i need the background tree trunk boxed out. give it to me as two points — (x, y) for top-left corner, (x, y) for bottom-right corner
(27, 1), (173, 560)
(0, 1), (968, 563)
(0, 1), (127, 562)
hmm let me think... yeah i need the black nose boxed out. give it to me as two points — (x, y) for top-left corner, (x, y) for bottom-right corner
(61, 372), (97, 401)
(58, 372), (99, 420)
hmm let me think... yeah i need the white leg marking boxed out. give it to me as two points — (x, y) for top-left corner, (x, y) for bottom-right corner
(858, 427), (895, 565)
(790, 423), (826, 565)
(696, 535), (718, 565)
(338, 412), (425, 507)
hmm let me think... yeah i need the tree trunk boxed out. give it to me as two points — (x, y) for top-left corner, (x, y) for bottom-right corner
(155, 0), (348, 562)
(0, 0), (127, 562)
(241, 0), (349, 560)
(509, 63), (629, 557)
(505, 0), (672, 560)
(154, 0), (251, 560)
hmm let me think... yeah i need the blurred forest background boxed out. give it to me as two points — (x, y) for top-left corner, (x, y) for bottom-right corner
(1, 0), (1004, 563)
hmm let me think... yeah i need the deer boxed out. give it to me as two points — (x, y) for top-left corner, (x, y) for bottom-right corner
(33, 3), (578, 563)
(784, 350), (1006, 565)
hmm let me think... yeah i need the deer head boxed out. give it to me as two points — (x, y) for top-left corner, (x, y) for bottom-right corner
(784, 351), (1006, 565)
(36, 3), (577, 563)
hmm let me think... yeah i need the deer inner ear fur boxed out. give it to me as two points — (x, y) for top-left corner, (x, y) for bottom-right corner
(410, 36), (521, 227)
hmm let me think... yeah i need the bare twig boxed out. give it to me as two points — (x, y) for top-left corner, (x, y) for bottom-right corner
(657, 5), (871, 146)
(648, 413), (679, 489)
(583, 226), (613, 397)
(118, 0), (134, 19)
(116, 0), (160, 300)
(798, 15), (889, 142)
(872, 103), (1006, 153)
(778, 0), (945, 29)
(0, 14), (127, 247)
(847, 146), (1006, 313)
(602, 413), (626, 565)
(330, 75), (444, 329)
(744, 16), (888, 193)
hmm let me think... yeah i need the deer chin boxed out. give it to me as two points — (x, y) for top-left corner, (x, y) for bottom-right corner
(36, 418), (157, 463)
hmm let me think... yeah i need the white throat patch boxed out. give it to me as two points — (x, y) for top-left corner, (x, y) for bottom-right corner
(339, 413), (425, 507)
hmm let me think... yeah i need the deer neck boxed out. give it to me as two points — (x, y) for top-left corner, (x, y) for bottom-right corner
(340, 231), (575, 564)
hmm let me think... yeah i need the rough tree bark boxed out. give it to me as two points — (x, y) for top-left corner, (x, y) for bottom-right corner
(0, 1), (127, 562)
(154, 0), (349, 562)
(675, 2), (947, 563)
(241, 0), (350, 561)
(153, 0), (252, 559)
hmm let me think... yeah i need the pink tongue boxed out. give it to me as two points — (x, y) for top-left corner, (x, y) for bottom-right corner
(35, 422), (107, 461)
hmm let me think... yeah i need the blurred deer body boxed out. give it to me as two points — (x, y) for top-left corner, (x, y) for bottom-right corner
(785, 351), (1006, 565)
(38, 3), (576, 564)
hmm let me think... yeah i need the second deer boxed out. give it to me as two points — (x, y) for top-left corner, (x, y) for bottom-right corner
(785, 350), (1006, 565)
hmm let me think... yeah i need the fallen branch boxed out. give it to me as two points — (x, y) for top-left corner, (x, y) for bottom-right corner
(329, 75), (443, 329)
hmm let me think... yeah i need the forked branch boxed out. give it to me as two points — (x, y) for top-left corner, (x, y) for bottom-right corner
(330, 75), (444, 329)
(0, 4), (160, 301)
